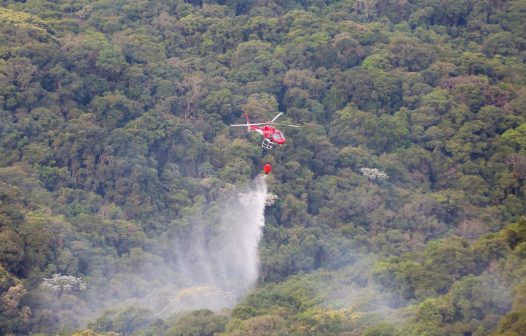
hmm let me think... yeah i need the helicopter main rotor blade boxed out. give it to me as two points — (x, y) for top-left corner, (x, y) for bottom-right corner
(230, 123), (267, 126)
(272, 123), (300, 127)
(270, 112), (283, 122)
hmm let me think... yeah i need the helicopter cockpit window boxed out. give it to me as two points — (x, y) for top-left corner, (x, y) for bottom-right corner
(273, 132), (283, 141)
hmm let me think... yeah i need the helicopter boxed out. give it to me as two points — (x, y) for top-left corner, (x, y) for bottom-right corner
(230, 112), (300, 149)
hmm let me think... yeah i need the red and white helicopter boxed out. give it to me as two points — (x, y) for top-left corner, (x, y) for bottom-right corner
(230, 112), (299, 149)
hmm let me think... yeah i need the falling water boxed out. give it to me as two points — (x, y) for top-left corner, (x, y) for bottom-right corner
(38, 177), (269, 330)
(142, 175), (269, 315)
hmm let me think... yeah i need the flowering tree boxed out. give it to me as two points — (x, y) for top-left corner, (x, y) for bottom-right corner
(360, 167), (389, 180)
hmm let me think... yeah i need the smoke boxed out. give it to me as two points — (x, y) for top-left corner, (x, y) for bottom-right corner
(36, 176), (268, 331)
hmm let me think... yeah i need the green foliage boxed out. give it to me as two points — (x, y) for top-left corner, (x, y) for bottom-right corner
(364, 322), (395, 336)
(501, 124), (526, 152)
(226, 315), (289, 336)
(403, 274), (511, 336)
(89, 307), (156, 335)
(0, 0), (525, 334)
(166, 309), (227, 336)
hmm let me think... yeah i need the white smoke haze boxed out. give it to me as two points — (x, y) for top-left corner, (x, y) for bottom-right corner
(313, 256), (404, 320)
(308, 253), (514, 334)
(38, 176), (268, 330)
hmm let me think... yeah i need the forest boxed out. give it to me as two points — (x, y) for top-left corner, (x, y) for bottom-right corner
(0, 0), (525, 335)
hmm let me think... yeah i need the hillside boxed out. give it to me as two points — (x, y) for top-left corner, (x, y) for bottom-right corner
(0, 0), (525, 335)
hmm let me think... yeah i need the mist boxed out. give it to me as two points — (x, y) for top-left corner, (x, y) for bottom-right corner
(145, 175), (269, 315)
(38, 176), (268, 330)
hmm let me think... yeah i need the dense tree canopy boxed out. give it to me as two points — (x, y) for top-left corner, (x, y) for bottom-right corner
(0, 0), (525, 335)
